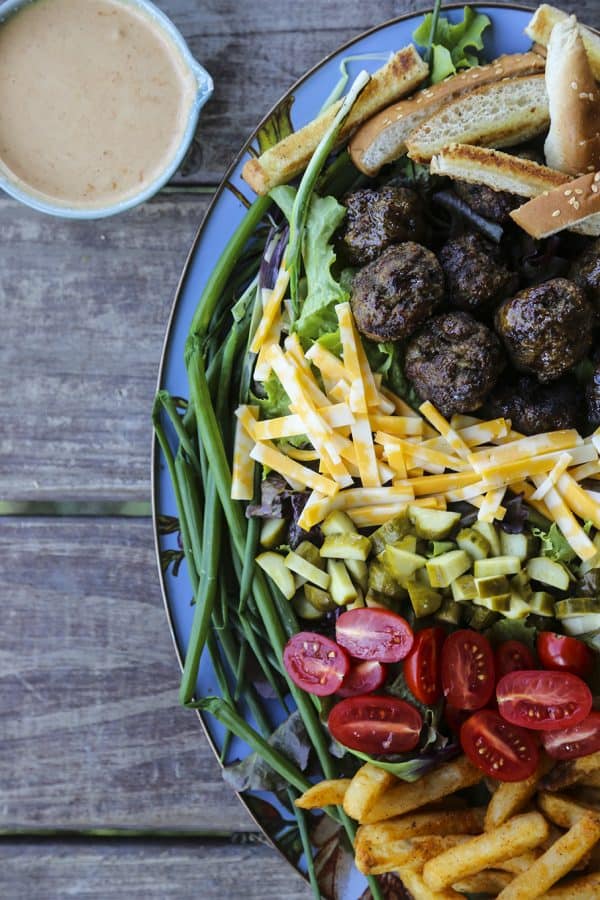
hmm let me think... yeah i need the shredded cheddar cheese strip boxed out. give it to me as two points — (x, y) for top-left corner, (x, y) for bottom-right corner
(570, 460), (600, 481)
(511, 480), (553, 521)
(531, 453), (573, 501)
(399, 472), (480, 496)
(252, 403), (355, 441)
(251, 442), (339, 497)
(469, 429), (581, 470)
(249, 266), (290, 354)
(530, 475), (596, 561)
(476, 444), (597, 488)
(419, 401), (471, 459)
(370, 415), (423, 437)
(386, 447), (407, 479)
(285, 446), (320, 462)
(347, 497), (446, 528)
(231, 406), (259, 500)
(478, 487), (507, 523)
(376, 432), (468, 472)
(305, 342), (347, 383)
(556, 473), (600, 530)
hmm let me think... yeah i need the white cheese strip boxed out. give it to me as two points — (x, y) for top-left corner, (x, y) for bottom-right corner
(231, 406), (259, 500)
(531, 475), (596, 561)
(531, 453), (573, 501)
(444, 480), (494, 502)
(252, 403), (355, 441)
(419, 401), (471, 459)
(337, 302), (368, 415)
(570, 460), (600, 481)
(250, 442), (339, 497)
(458, 418), (510, 446)
(249, 265), (290, 354)
(477, 487), (507, 523)
(469, 429), (581, 469)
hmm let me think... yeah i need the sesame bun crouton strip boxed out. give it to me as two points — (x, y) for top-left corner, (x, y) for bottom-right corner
(510, 170), (600, 238)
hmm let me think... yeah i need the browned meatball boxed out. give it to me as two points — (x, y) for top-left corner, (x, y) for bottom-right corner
(343, 185), (425, 265)
(587, 363), (600, 430)
(351, 242), (445, 342)
(405, 312), (505, 417)
(439, 232), (518, 313)
(494, 278), (593, 383)
(454, 181), (520, 224)
(486, 374), (585, 436)
(569, 237), (600, 314)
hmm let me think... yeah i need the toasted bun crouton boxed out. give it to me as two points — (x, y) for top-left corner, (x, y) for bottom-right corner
(544, 15), (600, 175)
(526, 4), (600, 81)
(430, 144), (569, 196)
(349, 52), (545, 176)
(241, 45), (428, 195)
(510, 170), (600, 238)
(406, 74), (549, 163)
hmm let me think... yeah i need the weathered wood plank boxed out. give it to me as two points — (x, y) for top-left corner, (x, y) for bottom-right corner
(0, 517), (253, 831)
(0, 193), (209, 502)
(0, 839), (312, 900)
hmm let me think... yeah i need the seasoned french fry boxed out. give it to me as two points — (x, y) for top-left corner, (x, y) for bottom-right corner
(537, 791), (598, 829)
(361, 756), (483, 824)
(485, 756), (552, 831)
(542, 750), (600, 791)
(543, 872), (600, 898)
(495, 851), (543, 874)
(294, 778), (351, 809)
(452, 870), (513, 894)
(422, 812), (550, 891)
(496, 813), (600, 899)
(399, 867), (463, 899)
(354, 832), (468, 876)
(356, 807), (485, 842)
(343, 763), (396, 820)
(580, 768), (600, 789)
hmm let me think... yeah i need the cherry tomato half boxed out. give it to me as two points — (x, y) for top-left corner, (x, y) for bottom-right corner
(337, 660), (388, 698)
(441, 630), (495, 710)
(461, 709), (539, 782)
(405, 627), (445, 705)
(537, 632), (595, 679)
(541, 712), (600, 760)
(328, 695), (422, 755)
(283, 631), (349, 696)
(336, 608), (414, 663)
(495, 640), (536, 679)
(496, 670), (592, 731)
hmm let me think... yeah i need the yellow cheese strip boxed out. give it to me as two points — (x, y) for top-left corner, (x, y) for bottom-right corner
(351, 412), (381, 488)
(369, 415), (423, 437)
(235, 404), (259, 440)
(477, 444), (597, 488)
(231, 406), (259, 500)
(353, 328), (395, 414)
(450, 414), (481, 429)
(376, 433), (468, 472)
(469, 429), (581, 470)
(378, 461), (395, 484)
(570, 460), (600, 481)
(531, 453), (573, 501)
(250, 442), (338, 497)
(402, 471), (480, 496)
(556, 473), (600, 530)
(337, 302), (368, 415)
(470, 495), (507, 520)
(252, 403), (355, 441)
(327, 379), (350, 404)
(249, 266), (290, 354)
(531, 475), (596, 561)
(305, 342), (347, 383)
(419, 401), (471, 459)
(296, 485), (415, 530)
(386, 447), (407, 479)
(381, 387), (421, 418)
(297, 490), (329, 531)
(444, 480), (493, 503)
(347, 497), (445, 528)
(477, 487), (507, 523)
(458, 419), (510, 447)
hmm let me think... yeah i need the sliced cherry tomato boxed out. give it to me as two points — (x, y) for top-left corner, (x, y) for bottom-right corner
(404, 627), (445, 705)
(495, 640), (535, 678)
(338, 660), (388, 698)
(328, 695), (422, 755)
(541, 712), (600, 760)
(441, 630), (495, 710)
(460, 709), (539, 782)
(336, 608), (414, 663)
(283, 631), (349, 696)
(537, 632), (595, 679)
(496, 670), (592, 731)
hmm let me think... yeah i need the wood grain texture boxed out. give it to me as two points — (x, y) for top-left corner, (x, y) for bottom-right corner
(0, 517), (253, 831)
(0, 839), (312, 900)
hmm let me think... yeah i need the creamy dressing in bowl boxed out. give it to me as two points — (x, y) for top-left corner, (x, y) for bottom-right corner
(0, 0), (212, 215)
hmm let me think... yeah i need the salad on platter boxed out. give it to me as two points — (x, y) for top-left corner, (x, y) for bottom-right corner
(153, 3), (600, 898)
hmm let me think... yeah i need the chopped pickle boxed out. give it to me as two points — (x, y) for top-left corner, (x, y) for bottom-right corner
(426, 549), (471, 588)
(383, 545), (427, 581)
(473, 592), (511, 613)
(370, 509), (411, 554)
(452, 574), (478, 602)
(579, 533), (600, 575)
(428, 540), (457, 557)
(474, 556), (521, 578)
(528, 591), (555, 617)
(511, 570), (531, 596)
(304, 583), (336, 612)
(346, 585), (366, 611)
(368, 559), (404, 598)
(394, 534), (418, 554)
(527, 557), (571, 591)
(259, 517), (287, 549)
(327, 559), (357, 606)
(555, 596), (600, 618)
(504, 592), (531, 620)
(365, 588), (392, 609)
(321, 510), (356, 535)
(435, 597), (463, 626)
(406, 580), (443, 618)
(467, 606), (500, 630)
(561, 613), (600, 636)
(475, 574), (510, 600)
(255, 551), (296, 600)
(457, 527), (490, 561)
(295, 540), (325, 569)
(345, 557), (369, 592)
(473, 521), (501, 556)
(285, 550), (330, 590)
(293, 590), (325, 620)
(320, 532), (371, 561)
(409, 506), (461, 539)
(500, 530), (538, 562)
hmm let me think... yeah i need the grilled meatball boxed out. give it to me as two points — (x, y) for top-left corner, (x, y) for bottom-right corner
(439, 232), (518, 313)
(494, 278), (593, 383)
(454, 180), (520, 224)
(351, 242), (445, 342)
(587, 363), (600, 430)
(569, 237), (600, 314)
(343, 185), (425, 265)
(486, 374), (585, 435)
(405, 311), (505, 417)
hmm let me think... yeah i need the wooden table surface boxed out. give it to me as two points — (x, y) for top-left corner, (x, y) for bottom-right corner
(2, 1), (597, 897)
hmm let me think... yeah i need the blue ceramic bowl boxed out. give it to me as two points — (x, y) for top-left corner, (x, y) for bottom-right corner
(0, 0), (213, 218)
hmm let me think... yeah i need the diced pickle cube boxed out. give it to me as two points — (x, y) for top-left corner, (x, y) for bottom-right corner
(295, 541), (325, 569)
(473, 521), (501, 556)
(457, 527), (490, 561)
(504, 592), (531, 620)
(555, 596), (600, 618)
(370, 510), (411, 554)
(327, 559), (357, 606)
(475, 574), (510, 600)
(256, 551), (296, 600)
(368, 559), (404, 598)
(499, 530), (538, 561)
(528, 591), (555, 617)
(383, 545), (427, 581)
(304, 584), (336, 612)
(428, 540), (457, 557)
(260, 517), (287, 549)
(407, 580), (442, 618)
(320, 533), (371, 561)
(393, 534), (418, 554)
(426, 550), (471, 588)
(345, 558), (369, 592)
(408, 506), (461, 540)
(474, 556), (521, 578)
(527, 557), (571, 591)
(452, 574), (478, 602)
(285, 551), (330, 590)
(321, 510), (356, 536)
(435, 597), (463, 626)
(293, 590), (325, 620)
